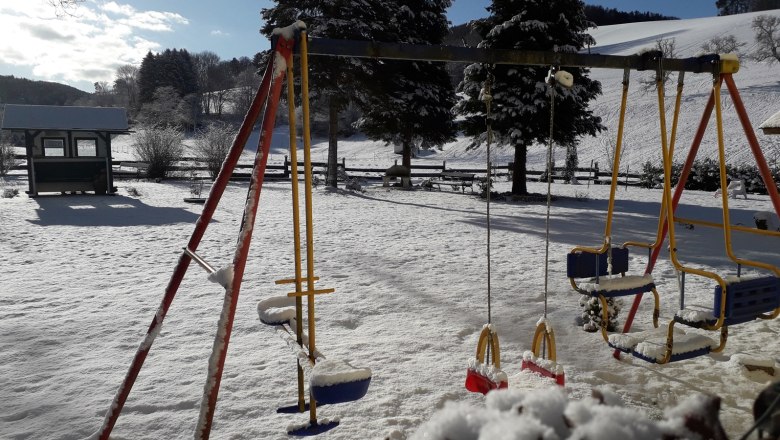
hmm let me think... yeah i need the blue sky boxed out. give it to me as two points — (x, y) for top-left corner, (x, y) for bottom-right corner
(0, 0), (719, 93)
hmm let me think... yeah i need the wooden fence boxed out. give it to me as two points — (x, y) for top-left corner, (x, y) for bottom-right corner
(11, 154), (643, 186)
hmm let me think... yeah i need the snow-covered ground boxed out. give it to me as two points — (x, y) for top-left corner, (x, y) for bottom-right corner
(2, 11), (780, 440)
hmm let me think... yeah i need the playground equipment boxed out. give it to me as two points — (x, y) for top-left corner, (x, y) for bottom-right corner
(89, 22), (780, 439)
(464, 68), (508, 394)
(565, 53), (780, 363)
(518, 68), (571, 387)
(256, 28), (370, 435)
(91, 23), (370, 439)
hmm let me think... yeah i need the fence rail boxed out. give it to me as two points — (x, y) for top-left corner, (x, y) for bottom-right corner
(9, 154), (642, 186)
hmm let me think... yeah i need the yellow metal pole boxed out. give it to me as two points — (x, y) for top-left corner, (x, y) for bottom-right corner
(623, 72), (684, 252)
(675, 216), (780, 238)
(299, 30), (319, 425)
(662, 74), (728, 330)
(571, 69), (629, 255)
(714, 78), (780, 277)
(285, 57), (306, 413)
(603, 69), (630, 243)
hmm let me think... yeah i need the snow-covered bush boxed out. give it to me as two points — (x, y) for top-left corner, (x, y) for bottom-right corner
(132, 125), (185, 180)
(192, 122), (234, 179)
(0, 133), (19, 177)
(579, 294), (622, 332)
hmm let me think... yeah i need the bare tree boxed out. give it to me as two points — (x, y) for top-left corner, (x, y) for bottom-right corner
(192, 51), (221, 115)
(639, 38), (677, 93)
(114, 64), (139, 111)
(751, 15), (780, 65)
(192, 123), (234, 179)
(701, 34), (747, 55)
(230, 67), (260, 119)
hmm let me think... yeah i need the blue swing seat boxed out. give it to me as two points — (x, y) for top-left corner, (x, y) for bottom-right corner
(309, 359), (372, 405)
(608, 327), (716, 364)
(568, 247), (656, 297)
(675, 276), (780, 328)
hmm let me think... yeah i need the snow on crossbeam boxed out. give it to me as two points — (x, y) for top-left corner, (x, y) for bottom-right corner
(310, 359), (372, 404)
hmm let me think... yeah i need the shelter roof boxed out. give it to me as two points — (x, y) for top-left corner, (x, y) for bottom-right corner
(1, 104), (129, 132)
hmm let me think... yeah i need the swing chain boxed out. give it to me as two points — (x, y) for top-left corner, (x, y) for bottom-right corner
(481, 65), (495, 326)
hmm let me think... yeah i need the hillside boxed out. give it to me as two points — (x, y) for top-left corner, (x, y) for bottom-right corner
(406, 10), (780, 175)
(0, 75), (89, 106)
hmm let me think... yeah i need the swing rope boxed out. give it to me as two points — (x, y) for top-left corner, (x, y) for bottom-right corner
(482, 67), (495, 326)
(543, 68), (557, 320)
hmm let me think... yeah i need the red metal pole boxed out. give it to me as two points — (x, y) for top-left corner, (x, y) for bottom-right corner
(95, 43), (280, 440)
(194, 35), (295, 439)
(723, 74), (780, 217)
(615, 87), (717, 358)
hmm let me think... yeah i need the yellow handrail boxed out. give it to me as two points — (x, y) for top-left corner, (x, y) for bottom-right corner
(571, 69), (630, 256)
(675, 216), (780, 238)
(713, 75), (780, 277)
(661, 74), (728, 330)
(622, 72), (685, 251)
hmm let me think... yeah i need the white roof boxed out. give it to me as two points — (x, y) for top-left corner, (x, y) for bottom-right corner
(759, 109), (780, 129)
(1, 104), (129, 132)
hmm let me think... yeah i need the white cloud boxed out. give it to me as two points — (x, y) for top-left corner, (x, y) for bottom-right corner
(210, 30), (229, 37)
(0, 0), (188, 88)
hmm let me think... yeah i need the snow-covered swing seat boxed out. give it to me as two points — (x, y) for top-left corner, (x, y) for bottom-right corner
(257, 292), (372, 406)
(567, 247), (660, 340)
(609, 275), (780, 363)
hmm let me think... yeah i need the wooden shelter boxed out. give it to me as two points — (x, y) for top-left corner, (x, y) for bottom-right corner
(760, 109), (780, 135)
(0, 104), (129, 196)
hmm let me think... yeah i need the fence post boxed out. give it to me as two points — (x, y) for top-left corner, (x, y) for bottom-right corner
(442, 160), (446, 171)
(341, 157), (346, 170)
(588, 159), (593, 189)
(284, 155), (290, 179)
(624, 164), (630, 191)
(508, 162), (513, 181)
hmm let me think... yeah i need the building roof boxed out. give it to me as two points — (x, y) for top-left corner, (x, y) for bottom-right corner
(1, 104), (129, 132)
(759, 109), (780, 131)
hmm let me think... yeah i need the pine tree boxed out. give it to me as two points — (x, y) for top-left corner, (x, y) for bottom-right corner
(261, 0), (394, 188)
(138, 51), (159, 104)
(453, 0), (605, 195)
(357, 0), (457, 168)
(716, 0), (750, 15)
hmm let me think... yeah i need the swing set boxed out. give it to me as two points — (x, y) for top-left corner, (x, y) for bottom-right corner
(90, 20), (780, 440)
(567, 55), (780, 363)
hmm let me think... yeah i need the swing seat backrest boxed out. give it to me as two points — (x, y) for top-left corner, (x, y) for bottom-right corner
(713, 276), (780, 325)
(567, 247), (629, 279)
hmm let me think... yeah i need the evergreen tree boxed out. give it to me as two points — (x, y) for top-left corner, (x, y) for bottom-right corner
(137, 49), (198, 104)
(261, 0), (394, 188)
(453, 0), (605, 195)
(357, 0), (457, 168)
(138, 51), (159, 104)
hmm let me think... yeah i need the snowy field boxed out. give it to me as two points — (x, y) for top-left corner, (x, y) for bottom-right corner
(2, 10), (780, 440)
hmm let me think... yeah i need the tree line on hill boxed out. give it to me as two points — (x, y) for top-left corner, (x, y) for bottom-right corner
(717, 0), (780, 15)
(0, 75), (87, 106)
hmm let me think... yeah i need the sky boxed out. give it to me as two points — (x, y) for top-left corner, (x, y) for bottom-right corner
(0, 0), (720, 93)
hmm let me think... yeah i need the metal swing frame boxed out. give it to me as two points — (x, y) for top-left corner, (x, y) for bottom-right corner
(91, 26), (780, 439)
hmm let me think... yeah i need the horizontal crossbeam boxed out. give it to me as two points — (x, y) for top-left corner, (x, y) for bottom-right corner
(306, 38), (733, 74)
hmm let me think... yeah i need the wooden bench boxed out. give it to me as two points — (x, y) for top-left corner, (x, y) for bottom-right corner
(428, 171), (476, 193)
(119, 162), (149, 178)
